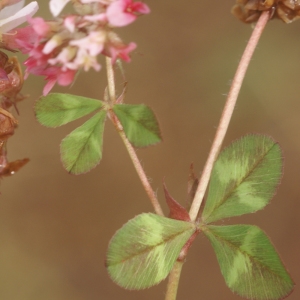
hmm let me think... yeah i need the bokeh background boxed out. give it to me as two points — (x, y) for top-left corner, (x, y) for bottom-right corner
(1, 1), (299, 299)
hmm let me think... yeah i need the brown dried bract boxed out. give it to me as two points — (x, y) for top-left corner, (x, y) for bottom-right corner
(232, 0), (300, 23)
(0, 55), (24, 104)
(0, 108), (29, 178)
(0, 157), (29, 177)
(0, 51), (29, 180)
(0, 108), (17, 140)
(0, 51), (26, 115)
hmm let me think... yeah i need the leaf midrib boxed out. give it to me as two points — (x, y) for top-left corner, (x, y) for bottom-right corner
(205, 226), (290, 282)
(67, 113), (104, 172)
(206, 143), (278, 221)
(109, 226), (196, 266)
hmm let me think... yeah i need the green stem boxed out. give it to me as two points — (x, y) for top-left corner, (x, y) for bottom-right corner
(106, 58), (164, 216)
(165, 261), (184, 300)
(189, 10), (270, 222)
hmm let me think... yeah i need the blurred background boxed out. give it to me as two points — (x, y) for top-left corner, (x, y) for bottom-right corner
(1, 0), (299, 299)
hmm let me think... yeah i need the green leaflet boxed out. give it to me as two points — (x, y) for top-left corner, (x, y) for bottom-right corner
(60, 110), (106, 174)
(106, 213), (196, 290)
(202, 135), (283, 223)
(203, 225), (294, 300)
(35, 93), (104, 127)
(113, 104), (162, 147)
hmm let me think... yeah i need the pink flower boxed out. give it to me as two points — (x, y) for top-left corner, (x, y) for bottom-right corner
(24, 49), (77, 96)
(109, 42), (136, 62)
(103, 32), (137, 63)
(28, 17), (52, 37)
(2, 25), (37, 51)
(43, 68), (75, 95)
(28, 65), (75, 95)
(13, 0), (150, 94)
(106, 0), (150, 27)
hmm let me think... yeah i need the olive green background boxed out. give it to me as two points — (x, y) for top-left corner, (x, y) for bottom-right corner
(1, 1), (299, 299)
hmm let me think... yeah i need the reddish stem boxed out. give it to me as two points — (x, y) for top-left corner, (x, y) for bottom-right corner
(189, 11), (270, 222)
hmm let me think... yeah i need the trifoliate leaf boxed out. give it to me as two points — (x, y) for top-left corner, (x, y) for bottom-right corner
(203, 225), (294, 300)
(35, 93), (104, 127)
(113, 104), (162, 147)
(60, 110), (106, 174)
(202, 135), (283, 223)
(106, 213), (196, 289)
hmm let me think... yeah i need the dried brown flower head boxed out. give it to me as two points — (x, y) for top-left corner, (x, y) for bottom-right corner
(232, 0), (300, 23)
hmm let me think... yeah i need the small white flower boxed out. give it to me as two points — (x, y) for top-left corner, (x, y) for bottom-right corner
(64, 15), (76, 33)
(43, 34), (64, 54)
(70, 31), (106, 56)
(67, 48), (101, 72)
(0, 0), (25, 19)
(81, 0), (113, 4)
(48, 46), (77, 69)
(49, 0), (70, 17)
(0, 1), (38, 34)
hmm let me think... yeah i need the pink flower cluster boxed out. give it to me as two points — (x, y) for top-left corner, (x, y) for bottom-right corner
(8, 0), (150, 95)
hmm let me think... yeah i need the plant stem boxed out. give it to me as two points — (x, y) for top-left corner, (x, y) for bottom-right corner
(165, 10), (270, 300)
(117, 121), (164, 216)
(106, 58), (164, 216)
(188, 11), (270, 222)
(165, 261), (184, 300)
(106, 57), (116, 104)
